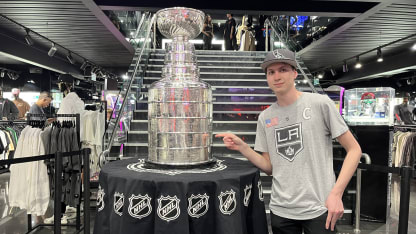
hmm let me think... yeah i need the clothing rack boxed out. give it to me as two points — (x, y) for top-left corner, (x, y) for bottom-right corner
(26, 113), (84, 231)
(393, 124), (416, 131)
(0, 149), (91, 234)
(0, 120), (27, 174)
(27, 113), (81, 149)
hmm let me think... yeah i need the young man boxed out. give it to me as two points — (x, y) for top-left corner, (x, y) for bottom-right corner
(216, 49), (362, 234)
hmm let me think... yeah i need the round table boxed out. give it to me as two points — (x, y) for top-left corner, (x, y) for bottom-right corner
(93, 157), (268, 234)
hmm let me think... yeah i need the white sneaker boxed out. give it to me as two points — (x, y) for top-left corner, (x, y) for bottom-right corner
(43, 215), (69, 224)
(44, 215), (54, 224)
(65, 206), (77, 220)
(61, 215), (68, 225)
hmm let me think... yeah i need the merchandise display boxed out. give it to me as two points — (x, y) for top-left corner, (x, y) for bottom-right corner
(94, 157), (268, 234)
(344, 87), (395, 125)
(147, 7), (213, 166)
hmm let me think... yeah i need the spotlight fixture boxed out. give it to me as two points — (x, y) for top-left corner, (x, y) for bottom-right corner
(376, 47), (383, 62)
(80, 60), (88, 70)
(354, 56), (362, 69)
(412, 43), (416, 51)
(48, 43), (58, 57)
(317, 72), (324, 79)
(66, 52), (75, 64)
(0, 70), (4, 78)
(24, 28), (34, 46)
(342, 61), (348, 73)
(330, 68), (337, 76)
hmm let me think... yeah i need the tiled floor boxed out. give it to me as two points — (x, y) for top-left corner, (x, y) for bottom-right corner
(0, 173), (415, 234)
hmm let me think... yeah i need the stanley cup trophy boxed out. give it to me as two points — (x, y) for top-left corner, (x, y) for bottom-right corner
(147, 7), (214, 167)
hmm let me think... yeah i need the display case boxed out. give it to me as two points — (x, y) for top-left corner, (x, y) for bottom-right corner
(344, 87), (395, 126)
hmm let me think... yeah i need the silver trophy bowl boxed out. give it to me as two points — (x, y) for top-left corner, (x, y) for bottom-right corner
(156, 7), (204, 39)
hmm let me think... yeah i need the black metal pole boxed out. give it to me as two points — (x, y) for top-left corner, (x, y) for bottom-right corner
(398, 166), (412, 234)
(83, 148), (91, 234)
(27, 214), (32, 232)
(54, 152), (63, 234)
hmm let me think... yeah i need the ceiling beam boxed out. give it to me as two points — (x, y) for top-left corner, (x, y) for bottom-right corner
(298, 1), (391, 55)
(82, 0), (135, 54)
(0, 33), (83, 77)
(335, 50), (416, 84)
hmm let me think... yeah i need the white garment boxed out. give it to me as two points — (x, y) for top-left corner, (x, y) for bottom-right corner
(9, 126), (49, 216)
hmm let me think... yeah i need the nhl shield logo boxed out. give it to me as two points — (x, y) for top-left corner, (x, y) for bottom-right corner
(188, 193), (209, 218)
(113, 192), (124, 216)
(97, 185), (105, 212)
(157, 195), (180, 222)
(275, 123), (304, 161)
(218, 189), (236, 215)
(128, 194), (152, 219)
(258, 181), (264, 201)
(243, 184), (252, 207)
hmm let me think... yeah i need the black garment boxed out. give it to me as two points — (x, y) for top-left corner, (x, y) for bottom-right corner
(270, 211), (336, 234)
(94, 157), (268, 234)
(0, 98), (19, 120)
(224, 17), (237, 50)
(203, 24), (213, 50)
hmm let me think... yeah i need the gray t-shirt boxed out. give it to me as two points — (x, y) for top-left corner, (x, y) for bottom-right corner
(29, 104), (45, 120)
(254, 92), (348, 220)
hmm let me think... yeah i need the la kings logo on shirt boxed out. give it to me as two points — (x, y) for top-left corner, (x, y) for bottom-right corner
(113, 192), (124, 216)
(275, 123), (304, 161)
(218, 189), (236, 215)
(128, 194), (152, 219)
(243, 184), (252, 207)
(188, 193), (209, 218)
(97, 185), (105, 212)
(157, 195), (180, 222)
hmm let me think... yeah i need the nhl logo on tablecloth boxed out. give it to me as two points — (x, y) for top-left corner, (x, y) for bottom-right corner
(243, 184), (252, 207)
(157, 195), (180, 222)
(218, 189), (236, 215)
(128, 194), (152, 219)
(113, 192), (124, 216)
(258, 181), (264, 201)
(188, 193), (209, 218)
(97, 185), (105, 212)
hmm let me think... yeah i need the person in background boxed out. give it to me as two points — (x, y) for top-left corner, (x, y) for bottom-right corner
(0, 87), (19, 120)
(11, 88), (30, 119)
(216, 49), (362, 233)
(202, 14), (214, 50)
(224, 13), (237, 50)
(29, 91), (52, 115)
(394, 93), (415, 124)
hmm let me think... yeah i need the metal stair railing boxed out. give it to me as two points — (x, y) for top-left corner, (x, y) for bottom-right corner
(100, 13), (156, 164)
(265, 17), (325, 94)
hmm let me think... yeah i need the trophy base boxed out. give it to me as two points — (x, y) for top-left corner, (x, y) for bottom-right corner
(143, 158), (217, 170)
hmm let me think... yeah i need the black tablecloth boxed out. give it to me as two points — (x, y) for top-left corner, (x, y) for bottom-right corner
(93, 157), (268, 234)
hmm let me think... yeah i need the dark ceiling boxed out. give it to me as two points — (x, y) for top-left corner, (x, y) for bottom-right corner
(0, 0), (415, 85)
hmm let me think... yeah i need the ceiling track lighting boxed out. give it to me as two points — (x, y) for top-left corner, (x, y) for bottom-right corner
(317, 72), (324, 79)
(330, 68), (337, 76)
(0, 70), (4, 78)
(412, 42), (416, 51)
(48, 43), (58, 57)
(67, 51), (75, 64)
(354, 56), (362, 69)
(342, 61), (348, 73)
(80, 60), (88, 70)
(376, 47), (383, 62)
(24, 28), (34, 46)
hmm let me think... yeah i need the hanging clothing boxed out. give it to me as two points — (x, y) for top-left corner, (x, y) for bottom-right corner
(9, 126), (49, 216)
